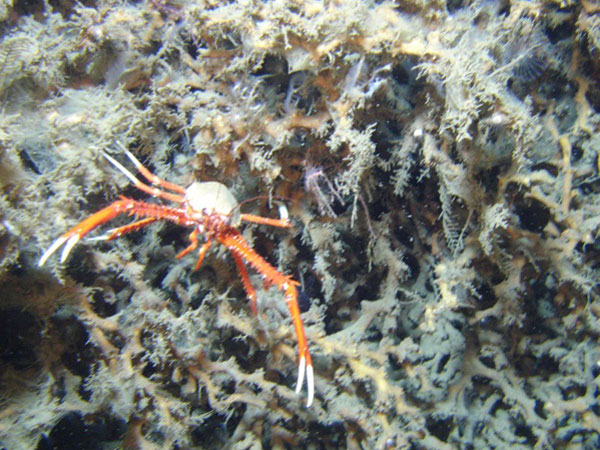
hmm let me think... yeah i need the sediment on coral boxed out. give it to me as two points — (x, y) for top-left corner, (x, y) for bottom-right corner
(1, 0), (599, 448)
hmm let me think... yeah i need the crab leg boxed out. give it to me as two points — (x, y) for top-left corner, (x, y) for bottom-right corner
(231, 253), (258, 315)
(116, 143), (186, 194)
(88, 217), (160, 242)
(39, 200), (190, 266)
(217, 229), (314, 407)
(192, 240), (212, 271)
(176, 229), (200, 259)
(240, 214), (291, 228)
(39, 200), (127, 266)
(102, 152), (185, 203)
(240, 204), (291, 228)
(283, 281), (313, 405)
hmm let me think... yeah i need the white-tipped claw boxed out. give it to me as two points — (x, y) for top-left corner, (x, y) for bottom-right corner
(306, 364), (314, 407)
(296, 355), (306, 395)
(60, 234), (81, 263)
(295, 355), (314, 407)
(38, 235), (68, 267)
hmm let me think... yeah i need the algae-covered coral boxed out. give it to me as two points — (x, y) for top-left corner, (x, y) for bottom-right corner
(1, 0), (599, 448)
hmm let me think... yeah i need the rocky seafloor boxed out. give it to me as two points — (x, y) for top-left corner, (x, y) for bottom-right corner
(0, 0), (598, 448)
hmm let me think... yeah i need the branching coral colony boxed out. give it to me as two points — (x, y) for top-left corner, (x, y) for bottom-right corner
(38, 148), (315, 407)
(3, 0), (600, 448)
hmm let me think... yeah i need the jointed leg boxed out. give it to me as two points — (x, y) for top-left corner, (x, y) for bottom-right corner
(217, 230), (314, 407)
(240, 214), (291, 228)
(117, 143), (186, 194)
(193, 240), (211, 271)
(39, 200), (129, 266)
(89, 217), (160, 242)
(240, 204), (291, 228)
(283, 282), (314, 406)
(176, 229), (212, 267)
(102, 152), (185, 203)
(176, 229), (200, 259)
(39, 199), (190, 266)
(231, 253), (258, 315)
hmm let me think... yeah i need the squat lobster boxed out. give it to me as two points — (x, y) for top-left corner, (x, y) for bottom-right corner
(38, 147), (314, 407)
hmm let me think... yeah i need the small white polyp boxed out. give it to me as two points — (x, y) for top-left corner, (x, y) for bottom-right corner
(278, 204), (289, 221)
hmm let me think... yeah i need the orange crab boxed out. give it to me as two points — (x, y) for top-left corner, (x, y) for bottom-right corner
(38, 147), (314, 407)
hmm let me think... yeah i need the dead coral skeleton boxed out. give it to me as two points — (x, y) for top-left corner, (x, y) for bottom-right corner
(303, 163), (377, 238)
(38, 146), (315, 407)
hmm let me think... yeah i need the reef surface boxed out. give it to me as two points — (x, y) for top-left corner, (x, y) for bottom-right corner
(0, 0), (599, 448)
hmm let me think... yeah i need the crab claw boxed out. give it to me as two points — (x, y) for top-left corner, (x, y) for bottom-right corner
(295, 350), (315, 407)
(38, 202), (126, 267)
(38, 233), (81, 267)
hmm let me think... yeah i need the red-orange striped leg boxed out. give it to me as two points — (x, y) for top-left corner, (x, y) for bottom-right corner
(284, 281), (314, 406)
(176, 228), (212, 270)
(102, 152), (185, 203)
(176, 229), (199, 259)
(193, 240), (212, 271)
(217, 229), (314, 407)
(38, 200), (130, 266)
(39, 199), (191, 267)
(240, 203), (291, 228)
(89, 217), (159, 242)
(176, 229), (212, 270)
(117, 145), (186, 194)
(240, 213), (291, 228)
(231, 253), (258, 315)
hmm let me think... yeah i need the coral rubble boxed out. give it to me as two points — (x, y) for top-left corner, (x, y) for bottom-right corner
(0, 0), (599, 448)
